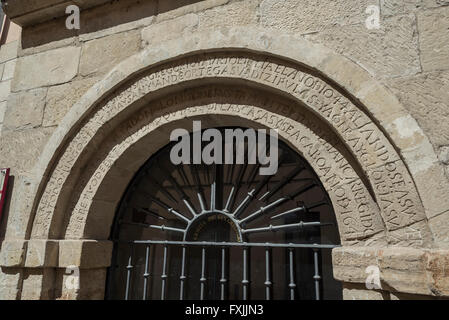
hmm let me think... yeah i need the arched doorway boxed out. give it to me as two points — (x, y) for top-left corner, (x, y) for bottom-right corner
(106, 127), (342, 300)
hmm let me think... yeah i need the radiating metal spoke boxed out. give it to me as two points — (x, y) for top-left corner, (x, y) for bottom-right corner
(138, 207), (165, 221)
(233, 189), (255, 218)
(259, 164), (305, 201)
(270, 199), (328, 221)
(242, 221), (332, 235)
(151, 197), (191, 223)
(121, 221), (186, 234)
(239, 197), (288, 225)
(142, 245), (151, 300)
(192, 165), (206, 212)
(224, 187), (236, 212)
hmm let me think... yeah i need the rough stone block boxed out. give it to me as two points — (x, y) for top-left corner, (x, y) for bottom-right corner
(43, 77), (98, 127)
(0, 240), (27, 267)
(0, 41), (19, 64)
(25, 240), (59, 268)
(3, 88), (47, 132)
(12, 46), (81, 91)
(142, 14), (199, 46)
(260, 0), (378, 34)
(79, 30), (141, 77)
(418, 6), (449, 72)
(0, 127), (54, 176)
(58, 240), (113, 268)
(2, 59), (17, 81)
(306, 14), (421, 79)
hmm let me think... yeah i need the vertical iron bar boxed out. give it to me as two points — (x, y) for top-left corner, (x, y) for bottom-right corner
(179, 245), (187, 300)
(242, 246), (249, 300)
(161, 244), (168, 300)
(288, 248), (296, 300)
(200, 246), (207, 300)
(142, 245), (151, 300)
(125, 244), (134, 300)
(265, 247), (272, 300)
(211, 182), (216, 211)
(220, 246), (227, 300)
(313, 248), (321, 300)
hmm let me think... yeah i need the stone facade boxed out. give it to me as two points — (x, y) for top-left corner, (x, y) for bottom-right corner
(0, 0), (448, 300)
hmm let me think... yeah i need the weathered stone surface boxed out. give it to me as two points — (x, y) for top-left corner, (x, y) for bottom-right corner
(12, 46), (81, 91)
(386, 70), (449, 149)
(333, 246), (449, 296)
(43, 78), (98, 127)
(142, 14), (198, 46)
(0, 41), (19, 64)
(428, 210), (449, 247)
(58, 240), (113, 268)
(0, 240), (27, 267)
(156, 0), (229, 22)
(2, 59), (17, 81)
(418, 6), (449, 72)
(0, 268), (21, 300)
(0, 101), (7, 124)
(198, 0), (259, 29)
(0, 127), (54, 176)
(20, 268), (55, 300)
(3, 88), (47, 132)
(380, 0), (445, 16)
(0, 80), (11, 102)
(24, 240), (59, 268)
(342, 283), (388, 300)
(79, 30), (140, 77)
(260, 0), (378, 34)
(306, 14), (421, 79)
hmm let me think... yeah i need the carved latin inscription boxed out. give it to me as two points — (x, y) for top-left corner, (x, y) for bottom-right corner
(32, 52), (425, 241)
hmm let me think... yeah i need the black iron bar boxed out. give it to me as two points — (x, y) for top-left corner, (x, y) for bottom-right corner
(142, 245), (151, 300)
(200, 246), (207, 300)
(121, 221), (186, 234)
(242, 222), (333, 235)
(161, 244), (168, 300)
(265, 247), (272, 300)
(179, 245), (187, 300)
(259, 164), (305, 201)
(233, 189), (255, 218)
(127, 240), (339, 250)
(137, 207), (166, 220)
(313, 248), (321, 300)
(125, 244), (134, 300)
(242, 246), (249, 300)
(288, 248), (296, 300)
(220, 246), (227, 300)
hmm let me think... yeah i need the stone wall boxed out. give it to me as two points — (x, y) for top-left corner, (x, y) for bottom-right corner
(0, 0), (448, 300)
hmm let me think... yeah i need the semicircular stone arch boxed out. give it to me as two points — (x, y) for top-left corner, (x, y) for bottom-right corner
(26, 48), (436, 248)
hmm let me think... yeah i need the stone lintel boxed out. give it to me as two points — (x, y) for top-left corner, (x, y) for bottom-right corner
(2, 0), (111, 27)
(0, 239), (113, 268)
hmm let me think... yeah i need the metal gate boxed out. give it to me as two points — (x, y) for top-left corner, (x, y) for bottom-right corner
(116, 240), (338, 300)
(106, 128), (342, 300)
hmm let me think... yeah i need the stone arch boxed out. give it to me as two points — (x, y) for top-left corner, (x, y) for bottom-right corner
(61, 84), (384, 245)
(6, 26), (448, 250)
